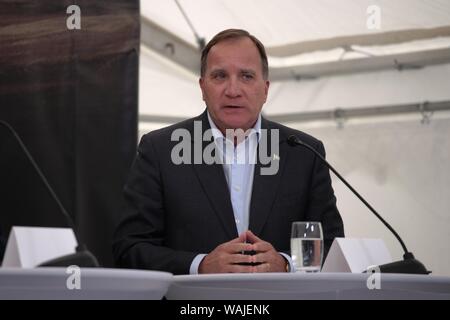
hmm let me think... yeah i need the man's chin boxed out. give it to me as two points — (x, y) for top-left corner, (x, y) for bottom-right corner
(213, 112), (257, 131)
(221, 120), (254, 131)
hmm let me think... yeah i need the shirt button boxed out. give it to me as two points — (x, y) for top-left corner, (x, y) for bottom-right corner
(234, 185), (241, 192)
(235, 219), (240, 224)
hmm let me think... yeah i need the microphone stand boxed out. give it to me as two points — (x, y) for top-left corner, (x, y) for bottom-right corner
(1, 120), (99, 267)
(287, 135), (429, 274)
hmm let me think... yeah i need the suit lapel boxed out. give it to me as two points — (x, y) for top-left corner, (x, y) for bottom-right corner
(249, 118), (288, 236)
(190, 111), (238, 239)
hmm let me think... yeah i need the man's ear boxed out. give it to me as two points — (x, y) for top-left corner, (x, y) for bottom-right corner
(199, 77), (206, 101)
(264, 80), (270, 102)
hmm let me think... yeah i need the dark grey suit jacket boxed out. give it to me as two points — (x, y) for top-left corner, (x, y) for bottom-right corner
(113, 111), (344, 274)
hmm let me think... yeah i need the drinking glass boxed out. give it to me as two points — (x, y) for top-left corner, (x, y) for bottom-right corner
(290, 221), (323, 272)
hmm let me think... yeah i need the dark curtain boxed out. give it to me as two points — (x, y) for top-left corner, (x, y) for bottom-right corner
(0, 0), (140, 266)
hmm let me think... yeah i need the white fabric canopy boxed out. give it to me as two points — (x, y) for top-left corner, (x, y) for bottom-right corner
(140, 0), (450, 118)
(139, 47), (450, 118)
(142, 0), (450, 48)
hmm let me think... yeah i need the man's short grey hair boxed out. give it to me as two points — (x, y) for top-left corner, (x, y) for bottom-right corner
(200, 29), (269, 80)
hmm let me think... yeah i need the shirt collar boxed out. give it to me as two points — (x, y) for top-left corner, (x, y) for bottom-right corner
(207, 111), (261, 144)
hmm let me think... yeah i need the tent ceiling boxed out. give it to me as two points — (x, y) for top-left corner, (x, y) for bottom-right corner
(139, 0), (450, 123)
(141, 16), (450, 81)
(141, 0), (450, 49)
(268, 26), (450, 57)
(141, 0), (450, 81)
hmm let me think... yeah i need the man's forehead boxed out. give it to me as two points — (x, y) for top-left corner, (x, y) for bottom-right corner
(208, 37), (259, 56)
(206, 38), (262, 72)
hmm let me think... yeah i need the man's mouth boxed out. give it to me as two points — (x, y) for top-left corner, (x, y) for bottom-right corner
(223, 105), (244, 109)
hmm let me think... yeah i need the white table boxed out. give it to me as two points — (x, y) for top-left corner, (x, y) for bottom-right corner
(166, 272), (450, 300)
(0, 267), (172, 300)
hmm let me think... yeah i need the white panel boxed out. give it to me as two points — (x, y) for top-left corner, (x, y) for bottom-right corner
(294, 115), (450, 276)
(265, 63), (450, 114)
(139, 47), (204, 118)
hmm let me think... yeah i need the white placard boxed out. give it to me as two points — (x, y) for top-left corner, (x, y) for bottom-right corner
(322, 238), (392, 273)
(1, 226), (77, 268)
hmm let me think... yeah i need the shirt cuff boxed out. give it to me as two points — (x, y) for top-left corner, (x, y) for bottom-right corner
(189, 254), (207, 274)
(279, 252), (295, 273)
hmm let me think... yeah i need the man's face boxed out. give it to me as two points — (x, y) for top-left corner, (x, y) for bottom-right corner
(199, 37), (270, 133)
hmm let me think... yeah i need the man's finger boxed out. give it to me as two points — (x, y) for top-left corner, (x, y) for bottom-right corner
(228, 254), (253, 265)
(252, 241), (272, 253)
(223, 242), (254, 253)
(245, 230), (261, 243)
(229, 264), (254, 273)
(228, 232), (247, 244)
(252, 262), (271, 273)
(252, 252), (268, 264)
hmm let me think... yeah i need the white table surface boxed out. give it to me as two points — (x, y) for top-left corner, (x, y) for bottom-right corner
(166, 272), (450, 300)
(0, 267), (172, 300)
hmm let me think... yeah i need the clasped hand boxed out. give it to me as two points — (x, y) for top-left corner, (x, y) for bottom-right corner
(199, 230), (288, 273)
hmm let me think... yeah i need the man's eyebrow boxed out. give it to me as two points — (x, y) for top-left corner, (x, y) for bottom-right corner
(209, 68), (226, 74)
(240, 69), (256, 75)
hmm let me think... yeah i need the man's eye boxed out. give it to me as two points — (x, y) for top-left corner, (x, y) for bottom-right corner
(212, 73), (226, 79)
(242, 74), (254, 80)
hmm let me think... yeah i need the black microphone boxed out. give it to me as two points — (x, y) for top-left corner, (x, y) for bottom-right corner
(287, 135), (429, 274)
(0, 120), (99, 267)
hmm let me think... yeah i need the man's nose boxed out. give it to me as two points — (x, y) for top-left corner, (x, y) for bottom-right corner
(224, 77), (242, 98)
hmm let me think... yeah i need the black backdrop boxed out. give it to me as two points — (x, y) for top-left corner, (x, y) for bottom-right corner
(0, 1), (140, 266)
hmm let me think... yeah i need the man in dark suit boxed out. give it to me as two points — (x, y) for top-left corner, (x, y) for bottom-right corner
(113, 29), (344, 275)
